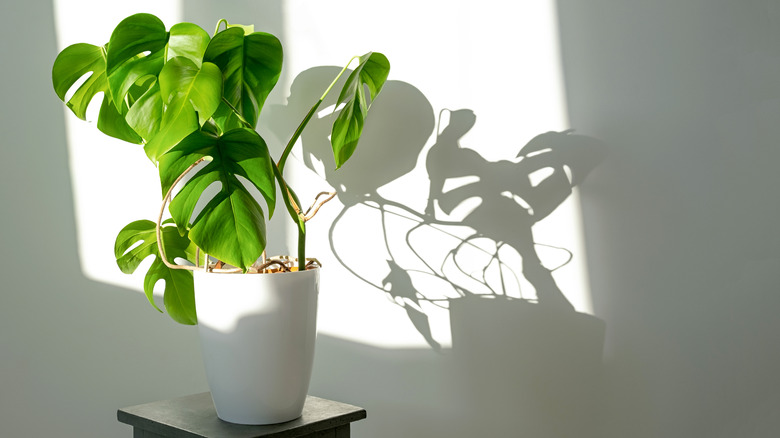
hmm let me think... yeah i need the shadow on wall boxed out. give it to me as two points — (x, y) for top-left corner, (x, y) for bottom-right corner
(271, 68), (610, 437)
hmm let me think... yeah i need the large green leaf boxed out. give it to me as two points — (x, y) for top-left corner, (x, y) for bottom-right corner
(123, 22), (211, 147)
(331, 52), (390, 169)
(143, 57), (223, 161)
(204, 27), (283, 131)
(52, 43), (142, 144)
(114, 220), (198, 325)
(105, 13), (169, 109)
(158, 128), (276, 270)
(104, 14), (216, 154)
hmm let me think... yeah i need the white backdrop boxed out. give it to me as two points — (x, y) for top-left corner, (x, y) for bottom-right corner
(4, 0), (779, 437)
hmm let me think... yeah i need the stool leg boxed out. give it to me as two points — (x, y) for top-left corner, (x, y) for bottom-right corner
(301, 425), (351, 438)
(134, 428), (166, 438)
(334, 424), (351, 438)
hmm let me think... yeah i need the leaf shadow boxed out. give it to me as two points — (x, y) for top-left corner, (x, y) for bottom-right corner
(227, 64), (614, 437)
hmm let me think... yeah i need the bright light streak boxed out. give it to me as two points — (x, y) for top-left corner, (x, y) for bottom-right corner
(55, 1), (593, 349)
(283, 0), (593, 349)
(53, 0), (183, 293)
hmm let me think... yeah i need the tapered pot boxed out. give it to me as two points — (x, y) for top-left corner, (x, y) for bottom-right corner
(194, 268), (320, 425)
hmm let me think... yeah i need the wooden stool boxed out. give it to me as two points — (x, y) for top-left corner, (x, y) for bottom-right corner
(118, 392), (366, 437)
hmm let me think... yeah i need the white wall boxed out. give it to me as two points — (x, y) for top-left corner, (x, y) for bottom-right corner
(557, 1), (780, 436)
(0, 2), (207, 437)
(1, 1), (778, 437)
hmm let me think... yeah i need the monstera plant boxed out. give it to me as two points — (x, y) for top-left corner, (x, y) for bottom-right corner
(52, 13), (389, 325)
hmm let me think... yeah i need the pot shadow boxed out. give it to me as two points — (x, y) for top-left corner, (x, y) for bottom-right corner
(269, 68), (609, 437)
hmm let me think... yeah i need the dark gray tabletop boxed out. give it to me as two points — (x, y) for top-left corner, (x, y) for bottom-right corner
(117, 393), (366, 438)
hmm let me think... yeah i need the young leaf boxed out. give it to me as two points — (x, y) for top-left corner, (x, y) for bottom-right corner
(114, 220), (198, 325)
(158, 128), (276, 270)
(331, 52), (390, 169)
(204, 27), (283, 131)
(143, 57), (223, 161)
(166, 23), (211, 66)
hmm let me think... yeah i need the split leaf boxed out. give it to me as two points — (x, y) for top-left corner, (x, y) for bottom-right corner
(52, 43), (142, 144)
(159, 128), (276, 270)
(114, 219), (198, 325)
(143, 57), (223, 161)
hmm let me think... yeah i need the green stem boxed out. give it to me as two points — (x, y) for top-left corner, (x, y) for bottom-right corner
(297, 223), (306, 271)
(271, 160), (307, 264)
(276, 56), (359, 270)
(213, 19), (228, 37)
(277, 101), (321, 172)
(223, 56), (359, 269)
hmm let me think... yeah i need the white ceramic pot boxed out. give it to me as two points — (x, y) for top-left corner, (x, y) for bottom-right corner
(194, 268), (320, 425)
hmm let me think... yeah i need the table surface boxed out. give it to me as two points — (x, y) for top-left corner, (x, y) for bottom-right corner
(117, 393), (366, 438)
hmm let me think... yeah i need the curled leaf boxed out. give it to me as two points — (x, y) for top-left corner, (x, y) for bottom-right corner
(331, 52), (390, 169)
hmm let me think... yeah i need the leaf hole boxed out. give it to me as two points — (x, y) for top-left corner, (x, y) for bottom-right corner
(122, 239), (143, 256)
(170, 160), (209, 197)
(187, 180), (223, 225)
(363, 83), (373, 106)
(173, 257), (194, 266)
(64, 71), (92, 103)
(235, 174), (268, 213)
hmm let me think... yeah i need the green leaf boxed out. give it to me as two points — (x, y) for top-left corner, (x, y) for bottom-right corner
(52, 43), (108, 120)
(190, 189), (267, 271)
(227, 23), (255, 35)
(99, 14), (215, 150)
(105, 13), (169, 109)
(144, 58), (223, 161)
(114, 220), (198, 325)
(166, 23), (210, 66)
(145, 259), (197, 325)
(97, 92), (143, 144)
(158, 128), (276, 270)
(204, 28), (283, 131)
(331, 52), (390, 169)
(52, 42), (143, 144)
(125, 80), (162, 141)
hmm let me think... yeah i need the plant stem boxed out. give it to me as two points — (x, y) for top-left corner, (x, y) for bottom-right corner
(297, 224), (306, 271)
(213, 19), (228, 37)
(156, 158), (207, 271)
(277, 101), (321, 172)
(222, 56), (358, 269)
(275, 56), (359, 270)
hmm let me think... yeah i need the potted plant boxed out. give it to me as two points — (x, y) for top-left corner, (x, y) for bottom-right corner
(52, 13), (389, 424)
